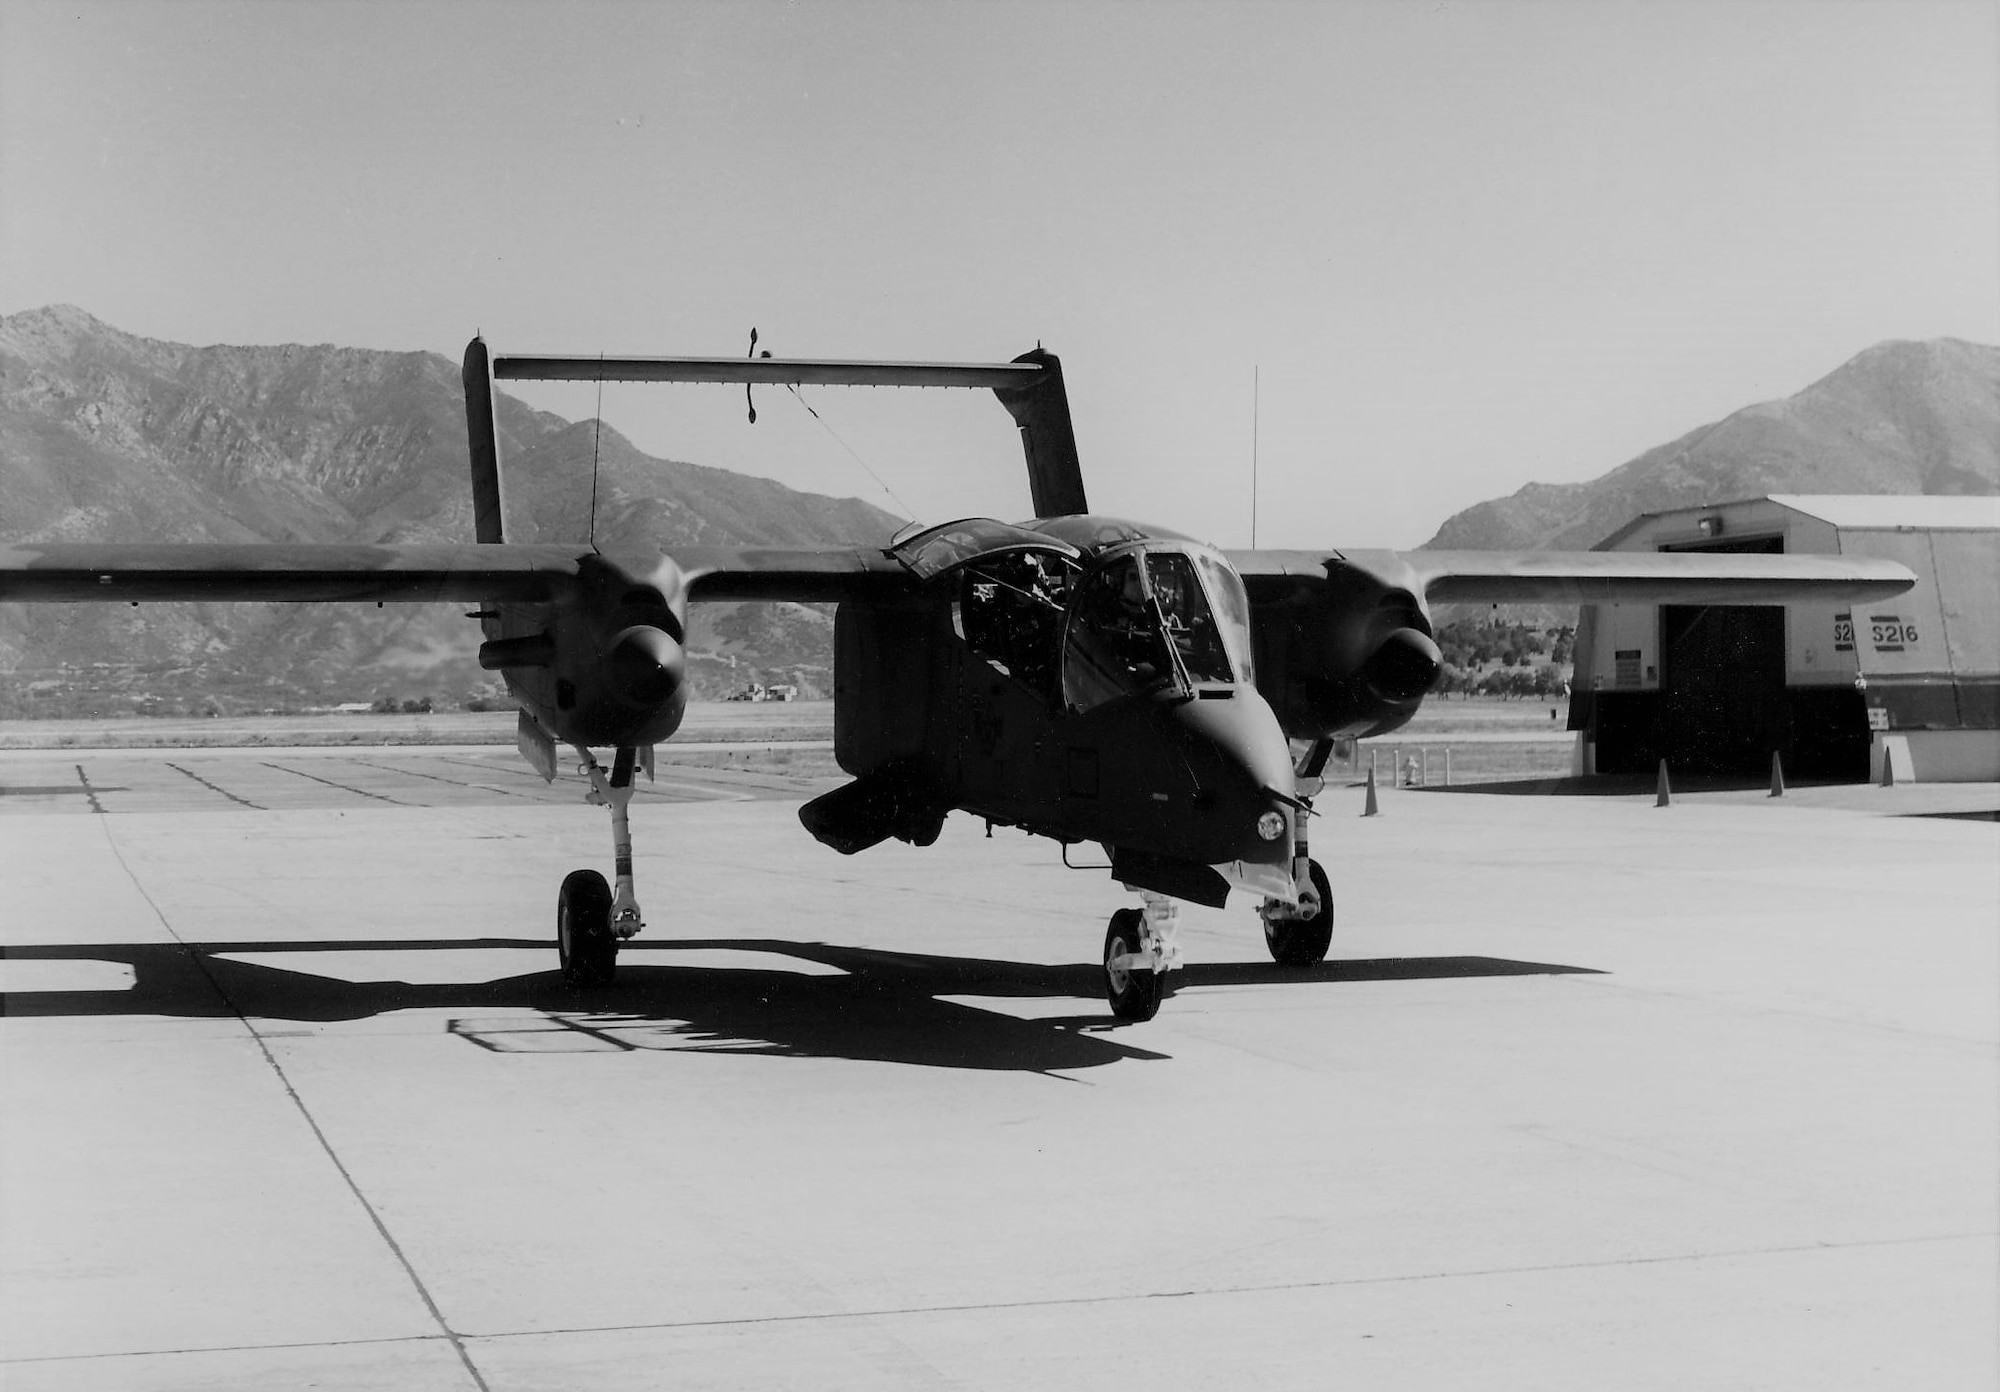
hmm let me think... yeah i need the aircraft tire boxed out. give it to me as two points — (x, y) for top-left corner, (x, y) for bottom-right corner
(558, 869), (618, 988)
(1264, 859), (1334, 967)
(1103, 908), (1164, 1022)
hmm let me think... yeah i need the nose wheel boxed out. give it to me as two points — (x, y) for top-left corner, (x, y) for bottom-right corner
(1103, 892), (1181, 1021)
(1261, 857), (1333, 966)
(1103, 910), (1162, 1021)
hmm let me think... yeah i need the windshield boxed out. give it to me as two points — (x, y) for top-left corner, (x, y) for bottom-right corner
(1061, 548), (1238, 710)
(1195, 550), (1255, 685)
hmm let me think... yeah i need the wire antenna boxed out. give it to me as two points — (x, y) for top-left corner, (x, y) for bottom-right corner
(752, 329), (917, 521)
(783, 384), (917, 520)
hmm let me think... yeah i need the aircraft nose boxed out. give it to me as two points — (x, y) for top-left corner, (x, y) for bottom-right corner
(1165, 688), (1299, 866)
(605, 624), (685, 709)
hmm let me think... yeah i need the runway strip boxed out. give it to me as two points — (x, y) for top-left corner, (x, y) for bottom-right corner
(0, 746), (827, 816)
(2, 750), (1995, 1390)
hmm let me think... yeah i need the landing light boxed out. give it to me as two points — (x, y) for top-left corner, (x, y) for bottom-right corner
(1256, 811), (1286, 841)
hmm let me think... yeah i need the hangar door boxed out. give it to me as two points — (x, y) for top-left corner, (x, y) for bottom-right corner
(1658, 537), (1788, 775)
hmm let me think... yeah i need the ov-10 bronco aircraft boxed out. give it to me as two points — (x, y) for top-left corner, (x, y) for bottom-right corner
(0, 340), (1914, 1020)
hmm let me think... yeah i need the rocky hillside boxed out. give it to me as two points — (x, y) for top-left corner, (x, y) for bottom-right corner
(1423, 338), (1999, 554)
(0, 306), (904, 714)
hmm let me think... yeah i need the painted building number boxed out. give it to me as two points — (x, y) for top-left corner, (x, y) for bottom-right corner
(1837, 612), (1917, 653)
(1868, 615), (1915, 652)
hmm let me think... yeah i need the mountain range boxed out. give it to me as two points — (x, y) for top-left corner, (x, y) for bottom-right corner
(0, 306), (902, 714)
(2, 307), (1994, 715)
(1421, 337), (1998, 552)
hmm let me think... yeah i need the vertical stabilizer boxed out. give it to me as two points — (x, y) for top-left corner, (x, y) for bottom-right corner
(463, 336), (507, 543)
(994, 348), (1087, 518)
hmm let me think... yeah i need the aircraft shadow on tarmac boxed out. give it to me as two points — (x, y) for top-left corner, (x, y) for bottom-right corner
(0, 937), (1603, 1073)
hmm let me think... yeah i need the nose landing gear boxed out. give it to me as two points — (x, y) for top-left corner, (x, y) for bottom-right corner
(1103, 890), (1181, 1021)
(1260, 857), (1333, 966)
(1258, 739), (1335, 966)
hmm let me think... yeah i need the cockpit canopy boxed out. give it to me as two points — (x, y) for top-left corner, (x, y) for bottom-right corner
(890, 521), (1253, 712)
(888, 518), (1079, 580)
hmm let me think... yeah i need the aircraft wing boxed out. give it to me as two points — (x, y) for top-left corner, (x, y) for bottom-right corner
(1228, 548), (1916, 606)
(0, 542), (593, 603)
(2, 541), (1917, 608)
(673, 547), (917, 603)
(0, 541), (921, 607)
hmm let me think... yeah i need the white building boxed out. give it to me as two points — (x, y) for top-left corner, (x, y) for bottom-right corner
(1570, 495), (1999, 781)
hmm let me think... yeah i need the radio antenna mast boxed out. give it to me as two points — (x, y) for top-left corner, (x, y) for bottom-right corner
(588, 354), (605, 548)
(1250, 364), (1260, 547)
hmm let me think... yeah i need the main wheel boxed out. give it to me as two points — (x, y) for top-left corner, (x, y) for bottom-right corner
(558, 869), (617, 988)
(1264, 858), (1334, 967)
(1103, 908), (1165, 1022)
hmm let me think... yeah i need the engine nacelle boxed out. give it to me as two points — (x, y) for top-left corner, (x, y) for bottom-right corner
(481, 552), (690, 749)
(1245, 559), (1443, 742)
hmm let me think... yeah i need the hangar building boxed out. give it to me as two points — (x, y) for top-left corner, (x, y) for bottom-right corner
(1568, 495), (1999, 781)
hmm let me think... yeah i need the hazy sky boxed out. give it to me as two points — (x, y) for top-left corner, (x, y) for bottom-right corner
(4, 0), (1995, 547)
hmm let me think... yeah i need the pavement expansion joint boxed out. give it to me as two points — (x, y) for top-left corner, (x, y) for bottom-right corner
(85, 814), (496, 1392)
(261, 760), (417, 805)
(72, 761), (106, 813)
(462, 1230), (1997, 1346)
(349, 757), (541, 799)
(0, 1332), (456, 1371)
(165, 760), (263, 808)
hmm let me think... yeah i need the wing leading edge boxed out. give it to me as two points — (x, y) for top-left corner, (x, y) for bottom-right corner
(0, 543), (589, 603)
(1229, 548), (1916, 607)
(0, 542), (920, 607)
(1, 543), (1917, 609)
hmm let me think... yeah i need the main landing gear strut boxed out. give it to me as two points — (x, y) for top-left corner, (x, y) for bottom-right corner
(1259, 738), (1335, 968)
(557, 745), (647, 988)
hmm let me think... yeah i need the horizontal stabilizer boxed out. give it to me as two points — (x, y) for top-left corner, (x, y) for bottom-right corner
(484, 340), (1084, 530)
(492, 354), (1043, 389)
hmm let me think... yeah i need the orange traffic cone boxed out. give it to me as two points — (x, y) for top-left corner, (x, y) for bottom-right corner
(1363, 767), (1380, 817)
(1655, 760), (1672, 808)
(1769, 752), (1785, 798)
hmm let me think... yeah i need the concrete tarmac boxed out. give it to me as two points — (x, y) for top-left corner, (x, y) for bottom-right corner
(2, 749), (1995, 1390)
